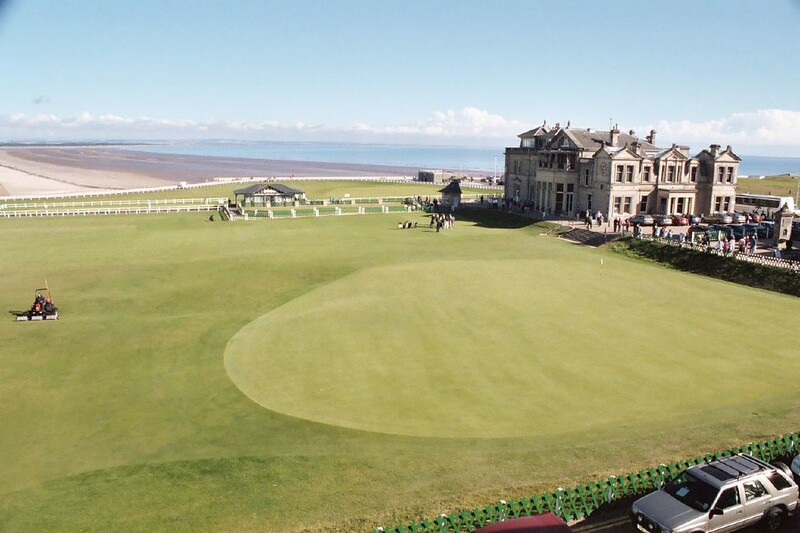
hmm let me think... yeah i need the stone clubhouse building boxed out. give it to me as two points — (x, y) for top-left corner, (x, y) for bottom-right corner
(503, 122), (741, 220)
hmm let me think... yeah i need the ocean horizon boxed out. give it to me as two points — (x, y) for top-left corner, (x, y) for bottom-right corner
(132, 140), (800, 178)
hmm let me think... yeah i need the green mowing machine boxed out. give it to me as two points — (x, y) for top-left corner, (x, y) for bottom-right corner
(12, 284), (59, 321)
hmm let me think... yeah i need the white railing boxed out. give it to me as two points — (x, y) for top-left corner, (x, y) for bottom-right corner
(0, 204), (221, 218)
(0, 197), (228, 209)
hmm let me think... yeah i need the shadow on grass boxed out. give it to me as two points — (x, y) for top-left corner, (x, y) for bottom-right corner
(610, 238), (800, 297)
(453, 206), (541, 229)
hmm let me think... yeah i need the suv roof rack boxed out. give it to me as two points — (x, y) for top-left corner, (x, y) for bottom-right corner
(699, 454), (766, 482)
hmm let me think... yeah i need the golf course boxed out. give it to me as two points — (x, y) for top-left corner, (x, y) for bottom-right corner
(2, 181), (799, 532)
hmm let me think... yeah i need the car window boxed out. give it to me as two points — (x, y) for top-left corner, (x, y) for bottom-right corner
(766, 471), (793, 491)
(743, 480), (767, 501)
(715, 487), (740, 509)
(664, 472), (719, 511)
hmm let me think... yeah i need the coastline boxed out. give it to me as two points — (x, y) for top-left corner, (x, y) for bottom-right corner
(0, 146), (425, 198)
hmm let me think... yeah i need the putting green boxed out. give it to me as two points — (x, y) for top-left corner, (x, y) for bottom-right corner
(224, 256), (797, 438)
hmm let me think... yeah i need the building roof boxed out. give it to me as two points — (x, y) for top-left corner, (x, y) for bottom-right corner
(517, 124), (660, 152)
(233, 183), (304, 196)
(438, 181), (463, 194)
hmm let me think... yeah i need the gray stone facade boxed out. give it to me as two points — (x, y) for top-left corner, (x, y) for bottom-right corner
(503, 122), (740, 220)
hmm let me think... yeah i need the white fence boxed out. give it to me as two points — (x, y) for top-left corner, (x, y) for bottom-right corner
(0, 204), (221, 218)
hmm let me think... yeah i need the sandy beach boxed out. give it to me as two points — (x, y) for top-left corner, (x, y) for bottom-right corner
(0, 146), (422, 198)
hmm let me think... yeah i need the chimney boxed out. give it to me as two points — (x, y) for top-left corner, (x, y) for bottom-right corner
(610, 124), (620, 146)
(629, 129), (635, 136)
(566, 120), (571, 129)
(631, 141), (641, 153)
(710, 144), (720, 157)
(726, 145), (732, 152)
(646, 129), (656, 144)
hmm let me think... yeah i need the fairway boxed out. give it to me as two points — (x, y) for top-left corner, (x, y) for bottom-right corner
(1, 201), (799, 531)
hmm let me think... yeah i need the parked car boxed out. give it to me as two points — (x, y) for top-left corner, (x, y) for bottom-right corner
(791, 454), (800, 483)
(730, 212), (748, 223)
(630, 214), (655, 226)
(475, 512), (572, 532)
(654, 214), (672, 226)
(687, 214), (701, 225)
(631, 454), (798, 533)
(709, 224), (735, 240)
(758, 221), (775, 239)
(703, 212), (734, 224)
(728, 224), (746, 240)
(671, 214), (689, 226)
(741, 223), (760, 238)
(686, 224), (706, 239)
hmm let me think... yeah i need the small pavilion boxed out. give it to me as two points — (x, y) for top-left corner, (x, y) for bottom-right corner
(439, 180), (463, 208)
(233, 183), (306, 206)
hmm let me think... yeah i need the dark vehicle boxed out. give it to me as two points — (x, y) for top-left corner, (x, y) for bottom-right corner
(741, 223), (760, 238)
(758, 221), (775, 239)
(686, 224), (707, 240)
(709, 224), (734, 240)
(728, 224), (746, 240)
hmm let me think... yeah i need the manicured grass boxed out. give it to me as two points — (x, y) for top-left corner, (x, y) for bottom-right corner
(1, 207), (799, 531)
(737, 174), (800, 197)
(4, 180), (497, 204)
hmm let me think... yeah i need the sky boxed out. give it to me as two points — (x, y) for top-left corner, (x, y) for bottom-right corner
(0, 0), (799, 155)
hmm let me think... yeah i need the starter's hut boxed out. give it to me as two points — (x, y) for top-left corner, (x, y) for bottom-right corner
(439, 180), (463, 208)
(234, 183), (306, 206)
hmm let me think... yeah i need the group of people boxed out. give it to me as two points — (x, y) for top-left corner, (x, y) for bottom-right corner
(397, 220), (418, 229)
(583, 210), (605, 229)
(712, 234), (759, 255)
(430, 213), (455, 232)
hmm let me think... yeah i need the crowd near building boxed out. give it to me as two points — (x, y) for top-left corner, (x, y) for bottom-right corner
(503, 121), (740, 219)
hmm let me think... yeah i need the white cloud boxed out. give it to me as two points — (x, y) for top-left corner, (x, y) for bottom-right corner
(2, 108), (799, 155)
(640, 109), (800, 154)
(353, 107), (526, 139)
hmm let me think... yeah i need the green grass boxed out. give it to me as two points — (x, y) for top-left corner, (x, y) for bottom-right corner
(1, 180), (496, 205)
(1, 206), (799, 531)
(737, 174), (800, 197)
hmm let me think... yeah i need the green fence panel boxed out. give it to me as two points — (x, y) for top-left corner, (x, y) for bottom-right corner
(373, 433), (800, 533)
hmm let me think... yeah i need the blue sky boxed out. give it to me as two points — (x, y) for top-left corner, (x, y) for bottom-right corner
(1, 0), (799, 155)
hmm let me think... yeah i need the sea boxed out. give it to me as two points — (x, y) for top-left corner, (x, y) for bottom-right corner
(134, 141), (800, 177)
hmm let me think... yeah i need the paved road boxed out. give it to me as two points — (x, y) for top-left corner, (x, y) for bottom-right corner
(572, 506), (800, 532)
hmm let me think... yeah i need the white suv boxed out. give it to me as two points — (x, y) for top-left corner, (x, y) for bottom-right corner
(631, 454), (798, 532)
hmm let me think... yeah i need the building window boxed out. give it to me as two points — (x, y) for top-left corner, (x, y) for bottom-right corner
(623, 196), (632, 213)
(667, 165), (675, 182)
(613, 196), (622, 213)
(615, 166), (623, 182)
(726, 167), (733, 183)
(690, 167), (697, 182)
(643, 166), (651, 182)
(583, 169), (590, 186)
(626, 165), (634, 182)
(639, 196), (648, 212)
(714, 196), (722, 212)
(718, 167), (725, 183)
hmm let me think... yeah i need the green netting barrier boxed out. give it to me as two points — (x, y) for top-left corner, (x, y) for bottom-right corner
(373, 432), (798, 532)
